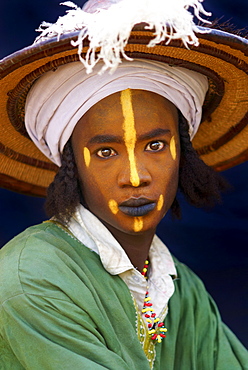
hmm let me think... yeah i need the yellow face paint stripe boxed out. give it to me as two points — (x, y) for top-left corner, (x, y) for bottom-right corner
(170, 136), (177, 161)
(157, 194), (164, 211)
(134, 217), (143, 232)
(83, 147), (91, 167)
(108, 199), (119, 215)
(120, 89), (140, 187)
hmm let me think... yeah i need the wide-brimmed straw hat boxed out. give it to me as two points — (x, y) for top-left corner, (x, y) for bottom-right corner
(0, 0), (247, 197)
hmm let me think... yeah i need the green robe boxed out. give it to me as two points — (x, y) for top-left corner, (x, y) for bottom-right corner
(0, 222), (247, 369)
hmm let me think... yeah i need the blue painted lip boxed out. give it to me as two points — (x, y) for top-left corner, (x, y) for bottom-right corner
(119, 202), (156, 217)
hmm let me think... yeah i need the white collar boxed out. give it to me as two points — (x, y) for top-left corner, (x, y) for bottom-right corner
(68, 205), (176, 275)
(67, 204), (177, 316)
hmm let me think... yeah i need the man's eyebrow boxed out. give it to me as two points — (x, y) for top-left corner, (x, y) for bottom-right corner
(138, 128), (171, 141)
(87, 134), (123, 145)
(87, 128), (170, 145)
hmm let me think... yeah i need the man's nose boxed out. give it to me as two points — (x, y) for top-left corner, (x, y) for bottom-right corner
(117, 156), (152, 187)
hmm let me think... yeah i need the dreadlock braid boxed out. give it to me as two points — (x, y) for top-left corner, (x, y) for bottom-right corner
(177, 113), (228, 210)
(45, 140), (81, 224)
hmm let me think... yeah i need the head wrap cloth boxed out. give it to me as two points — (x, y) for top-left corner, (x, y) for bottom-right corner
(25, 59), (208, 167)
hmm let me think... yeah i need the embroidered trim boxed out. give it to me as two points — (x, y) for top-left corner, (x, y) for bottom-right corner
(43, 219), (96, 253)
(131, 295), (157, 369)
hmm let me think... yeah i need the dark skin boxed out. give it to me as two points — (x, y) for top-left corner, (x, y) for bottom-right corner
(72, 89), (180, 271)
(101, 221), (155, 271)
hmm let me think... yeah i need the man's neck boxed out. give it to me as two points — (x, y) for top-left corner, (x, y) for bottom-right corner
(101, 221), (155, 272)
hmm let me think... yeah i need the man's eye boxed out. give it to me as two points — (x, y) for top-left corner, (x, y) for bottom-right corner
(96, 148), (117, 158)
(145, 140), (165, 152)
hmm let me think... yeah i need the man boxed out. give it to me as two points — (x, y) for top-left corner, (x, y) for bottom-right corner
(0, 0), (247, 368)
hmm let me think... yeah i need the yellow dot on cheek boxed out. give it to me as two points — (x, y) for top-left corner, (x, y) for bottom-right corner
(83, 147), (91, 167)
(157, 194), (164, 211)
(108, 199), (119, 215)
(170, 136), (177, 161)
(133, 217), (143, 232)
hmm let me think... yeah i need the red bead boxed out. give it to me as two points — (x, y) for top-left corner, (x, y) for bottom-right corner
(151, 313), (156, 318)
(144, 303), (153, 307)
(158, 323), (164, 327)
(151, 334), (158, 340)
(145, 314), (150, 318)
(148, 323), (152, 328)
(160, 334), (166, 338)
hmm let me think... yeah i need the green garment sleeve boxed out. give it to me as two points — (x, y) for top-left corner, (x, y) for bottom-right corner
(1, 293), (131, 370)
(155, 260), (248, 370)
(0, 224), (150, 370)
(1, 223), (247, 370)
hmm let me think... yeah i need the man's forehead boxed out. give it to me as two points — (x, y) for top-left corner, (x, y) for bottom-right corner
(76, 89), (179, 137)
(91, 89), (175, 109)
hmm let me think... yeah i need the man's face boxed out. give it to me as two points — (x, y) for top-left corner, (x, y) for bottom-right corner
(72, 89), (180, 235)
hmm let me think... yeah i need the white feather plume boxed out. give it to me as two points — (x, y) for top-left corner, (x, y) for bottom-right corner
(35, 0), (211, 74)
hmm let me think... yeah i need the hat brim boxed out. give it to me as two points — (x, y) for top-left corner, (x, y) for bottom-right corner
(0, 25), (247, 196)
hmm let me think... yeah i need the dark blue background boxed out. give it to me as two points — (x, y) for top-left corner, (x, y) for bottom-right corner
(0, 0), (247, 347)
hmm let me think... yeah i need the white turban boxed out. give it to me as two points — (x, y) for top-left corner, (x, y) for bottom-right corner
(25, 59), (208, 166)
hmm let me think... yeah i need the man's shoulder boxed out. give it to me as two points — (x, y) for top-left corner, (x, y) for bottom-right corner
(171, 257), (209, 299)
(0, 221), (93, 303)
(0, 221), (74, 261)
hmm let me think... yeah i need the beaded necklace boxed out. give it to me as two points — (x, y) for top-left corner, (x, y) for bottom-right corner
(141, 260), (167, 343)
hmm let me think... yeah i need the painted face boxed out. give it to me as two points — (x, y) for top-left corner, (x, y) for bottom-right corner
(72, 89), (180, 235)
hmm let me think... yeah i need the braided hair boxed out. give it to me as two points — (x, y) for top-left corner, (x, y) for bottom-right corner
(45, 113), (228, 223)
(171, 113), (228, 218)
(45, 140), (82, 224)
